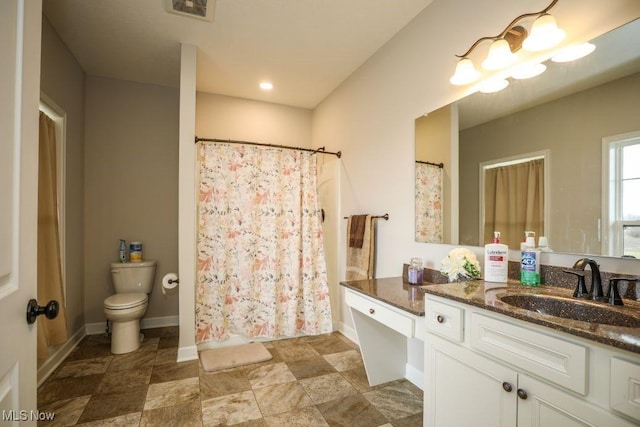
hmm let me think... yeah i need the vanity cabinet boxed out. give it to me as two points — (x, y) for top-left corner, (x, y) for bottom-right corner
(344, 287), (424, 386)
(424, 294), (639, 427)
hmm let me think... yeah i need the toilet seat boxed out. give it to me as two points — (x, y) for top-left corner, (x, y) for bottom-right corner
(104, 293), (147, 310)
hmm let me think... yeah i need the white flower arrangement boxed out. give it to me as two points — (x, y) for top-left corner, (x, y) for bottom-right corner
(440, 248), (482, 282)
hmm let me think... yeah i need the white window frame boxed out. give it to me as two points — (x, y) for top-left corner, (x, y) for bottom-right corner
(39, 93), (67, 303)
(479, 150), (550, 245)
(602, 130), (640, 257)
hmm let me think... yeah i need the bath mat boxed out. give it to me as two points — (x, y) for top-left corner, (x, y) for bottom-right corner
(200, 342), (273, 372)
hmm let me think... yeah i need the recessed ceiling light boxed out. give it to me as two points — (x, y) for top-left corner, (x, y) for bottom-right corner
(259, 82), (273, 91)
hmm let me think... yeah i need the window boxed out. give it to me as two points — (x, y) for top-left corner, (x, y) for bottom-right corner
(605, 132), (640, 258)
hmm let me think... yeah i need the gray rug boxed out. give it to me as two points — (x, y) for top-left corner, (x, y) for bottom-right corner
(200, 342), (273, 372)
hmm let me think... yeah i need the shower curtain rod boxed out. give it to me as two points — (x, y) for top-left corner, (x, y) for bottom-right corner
(416, 160), (444, 168)
(195, 137), (342, 158)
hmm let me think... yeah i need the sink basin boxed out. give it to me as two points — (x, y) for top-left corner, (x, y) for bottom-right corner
(498, 294), (640, 327)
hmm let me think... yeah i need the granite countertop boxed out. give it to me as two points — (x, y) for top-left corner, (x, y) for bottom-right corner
(422, 280), (640, 354)
(340, 277), (425, 316)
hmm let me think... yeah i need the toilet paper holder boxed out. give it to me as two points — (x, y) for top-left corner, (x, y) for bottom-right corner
(161, 273), (180, 295)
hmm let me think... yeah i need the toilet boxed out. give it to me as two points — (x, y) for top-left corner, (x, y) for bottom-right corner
(104, 260), (156, 354)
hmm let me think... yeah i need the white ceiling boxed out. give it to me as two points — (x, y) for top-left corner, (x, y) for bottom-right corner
(43, 0), (433, 109)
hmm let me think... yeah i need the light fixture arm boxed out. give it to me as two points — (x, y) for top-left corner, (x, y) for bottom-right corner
(455, 0), (559, 58)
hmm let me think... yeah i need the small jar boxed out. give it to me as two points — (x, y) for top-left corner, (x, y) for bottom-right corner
(407, 257), (424, 285)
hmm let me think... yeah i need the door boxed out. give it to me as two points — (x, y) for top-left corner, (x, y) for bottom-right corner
(0, 0), (43, 423)
(517, 374), (637, 427)
(424, 334), (517, 427)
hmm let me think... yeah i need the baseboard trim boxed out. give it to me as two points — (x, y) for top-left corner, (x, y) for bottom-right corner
(85, 322), (107, 336)
(37, 326), (86, 386)
(141, 315), (179, 330)
(336, 321), (358, 345)
(405, 363), (424, 390)
(177, 345), (198, 362)
(85, 315), (180, 336)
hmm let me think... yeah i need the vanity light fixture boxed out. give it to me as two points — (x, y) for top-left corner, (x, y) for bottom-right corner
(450, 58), (481, 85)
(450, 0), (563, 86)
(511, 62), (547, 80)
(482, 39), (518, 70)
(551, 42), (596, 62)
(522, 13), (566, 51)
(478, 78), (509, 94)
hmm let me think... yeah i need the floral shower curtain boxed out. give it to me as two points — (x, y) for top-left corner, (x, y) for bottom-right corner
(195, 143), (333, 343)
(415, 162), (443, 243)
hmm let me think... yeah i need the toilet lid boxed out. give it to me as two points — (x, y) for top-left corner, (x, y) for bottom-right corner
(104, 293), (147, 309)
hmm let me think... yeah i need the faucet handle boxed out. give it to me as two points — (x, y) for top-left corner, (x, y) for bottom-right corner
(564, 269), (588, 298)
(607, 277), (627, 306)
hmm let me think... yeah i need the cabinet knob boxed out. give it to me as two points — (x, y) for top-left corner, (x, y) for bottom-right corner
(369, 308), (375, 315)
(502, 382), (513, 392)
(517, 389), (528, 400)
(436, 315), (444, 323)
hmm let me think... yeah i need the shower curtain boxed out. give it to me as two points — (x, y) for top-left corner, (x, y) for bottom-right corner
(415, 162), (443, 243)
(195, 143), (332, 343)
(37, 111), (68, 360)
(484, 158), (544, 248)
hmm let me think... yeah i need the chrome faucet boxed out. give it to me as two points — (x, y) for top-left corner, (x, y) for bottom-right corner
(572, 258), (604, 300)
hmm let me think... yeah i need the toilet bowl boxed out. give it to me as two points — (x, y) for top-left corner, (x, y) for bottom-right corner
(104, 260), (156, 354)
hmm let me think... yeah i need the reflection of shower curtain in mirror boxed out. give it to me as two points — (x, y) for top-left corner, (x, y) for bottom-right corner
(195, 143), (332, 343)
(484, 159), (544, 248)
(415, 163), (443, 243)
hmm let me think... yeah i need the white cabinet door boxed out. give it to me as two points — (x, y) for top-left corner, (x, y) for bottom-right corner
(425, 334), (517, 427)
(518, 374), (637, 427)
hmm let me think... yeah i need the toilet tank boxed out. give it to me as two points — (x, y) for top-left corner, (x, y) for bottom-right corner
(110, 260), (157, 294)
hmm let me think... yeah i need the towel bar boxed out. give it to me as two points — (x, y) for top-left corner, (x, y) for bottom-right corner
(343, 214), (389, 221)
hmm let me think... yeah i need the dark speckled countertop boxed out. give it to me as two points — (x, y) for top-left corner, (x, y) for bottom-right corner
(422, 280), (640, 355)
(340, 277), (425, 316)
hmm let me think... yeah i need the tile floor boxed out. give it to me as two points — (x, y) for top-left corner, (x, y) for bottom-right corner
(37, 327), (423, 426)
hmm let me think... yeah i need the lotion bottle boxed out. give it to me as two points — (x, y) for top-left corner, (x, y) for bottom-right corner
(484, 231), (509, 283)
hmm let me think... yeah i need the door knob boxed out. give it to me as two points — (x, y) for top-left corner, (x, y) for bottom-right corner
(26, 299), (59, 325)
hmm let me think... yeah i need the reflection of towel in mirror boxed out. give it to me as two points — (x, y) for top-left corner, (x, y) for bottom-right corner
(346, 215), (375, 280)
(348, 214), (367, 248)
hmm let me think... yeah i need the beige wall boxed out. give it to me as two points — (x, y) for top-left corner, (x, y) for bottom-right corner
(460, 72), (640, 254)
(40, 17), (86, 336)
(312, 0), (640, 346)
(196, 92), (312, 146)
(84, 76), (179, 324)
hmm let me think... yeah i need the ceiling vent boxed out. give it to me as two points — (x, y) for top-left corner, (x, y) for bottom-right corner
(165, 0), (214, 22)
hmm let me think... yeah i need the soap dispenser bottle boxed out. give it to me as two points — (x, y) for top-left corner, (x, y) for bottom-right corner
(484, 231), (508, 283)
(520, 234), (540, 286)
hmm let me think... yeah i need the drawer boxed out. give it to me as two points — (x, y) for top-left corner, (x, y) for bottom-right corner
(345, 290), (413, 337)
(425, 297), (464, 342)
(470, 312), (587, 394)
(611, 357), (640, 421)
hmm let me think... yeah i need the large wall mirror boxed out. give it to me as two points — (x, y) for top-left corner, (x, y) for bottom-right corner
(415, 18), (640, 258)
